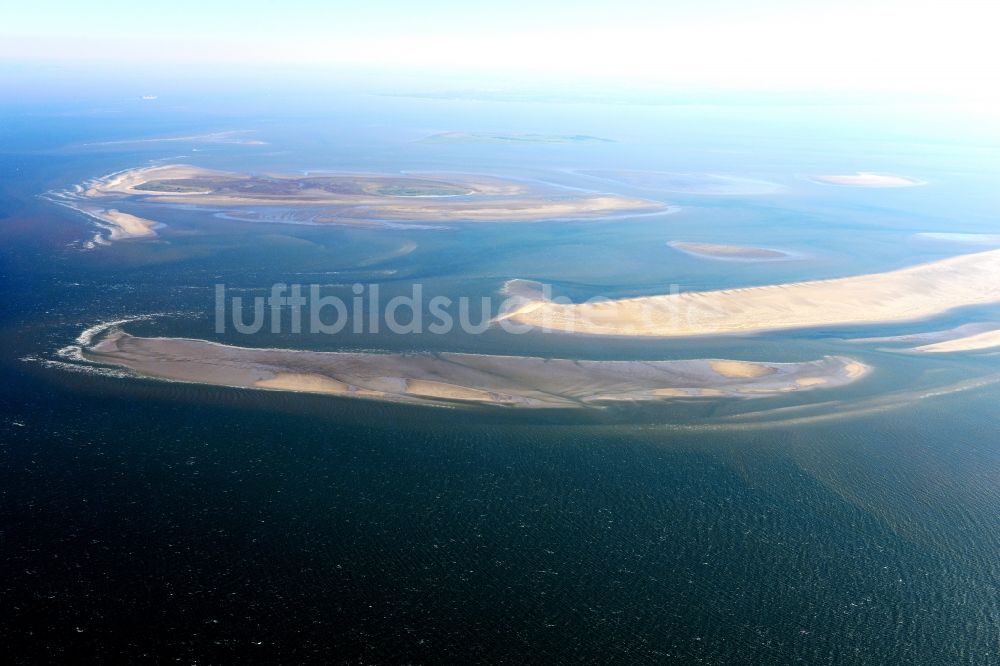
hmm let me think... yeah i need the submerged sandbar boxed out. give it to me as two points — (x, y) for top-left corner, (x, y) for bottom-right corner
(808, 172), (923, 188)
(669, 241), (796, 261)
(915, 232), (1000, 246)
(580, 170), (784, 196)
(83, 331), (869, 409)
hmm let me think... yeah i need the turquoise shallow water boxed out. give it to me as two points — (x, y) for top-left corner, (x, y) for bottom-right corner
(2, 92), (1000, 663)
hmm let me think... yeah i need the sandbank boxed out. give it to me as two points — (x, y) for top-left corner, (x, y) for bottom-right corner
(498, 249), (1000, 337)
(911, 328), (1000, 353)
(849, 323), (996, 346)
(57, 205), (159, 242)
(669, 241), (795, 261)
(101, 209), (158, 239)
(83, 331), (870, 409)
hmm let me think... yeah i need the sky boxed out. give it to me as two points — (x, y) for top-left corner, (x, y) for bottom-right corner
(1, 0), (998, 100)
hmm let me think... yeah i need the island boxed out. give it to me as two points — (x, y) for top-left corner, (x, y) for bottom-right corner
(49, 165), (669, 242)
(83, 330), (870, 409)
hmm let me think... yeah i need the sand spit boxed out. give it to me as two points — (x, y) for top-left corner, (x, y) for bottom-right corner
(48, 200), (159, 243)
(70, 165), (669, 225)
(669, 241), (796, 261)
(849, 323), (997, 347)
(498, 249), (1000, 337)
(808, 172), (923, 188)
(911, 328), (1000, 353)
(98, 209), (158, 239)
(46, 169), (176, 243)
(82, 331), (870, 409)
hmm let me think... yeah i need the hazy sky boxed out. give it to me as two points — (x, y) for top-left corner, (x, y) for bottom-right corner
(2, 0), (997, 98)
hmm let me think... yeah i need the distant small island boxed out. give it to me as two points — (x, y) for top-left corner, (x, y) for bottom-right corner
(669, 241), (796, 261)
(49, 164), (669, 242)
(421, 132), (615, 144)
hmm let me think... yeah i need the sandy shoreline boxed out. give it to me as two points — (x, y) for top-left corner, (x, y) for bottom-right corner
(498, 249), (1000, 337)
(83, 331), (870, 409)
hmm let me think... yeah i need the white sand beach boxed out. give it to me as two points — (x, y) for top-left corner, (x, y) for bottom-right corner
(499, 249), (1000, 337)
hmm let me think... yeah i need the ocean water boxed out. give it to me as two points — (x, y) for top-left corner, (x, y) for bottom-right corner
(2, 89), (1000, 663)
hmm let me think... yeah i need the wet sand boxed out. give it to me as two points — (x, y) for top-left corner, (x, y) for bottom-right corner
(83, 331), (870, 409)
(498, 249), (1000, 337)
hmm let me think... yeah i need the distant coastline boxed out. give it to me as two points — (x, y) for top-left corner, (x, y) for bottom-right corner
(421, 131), (615, 144)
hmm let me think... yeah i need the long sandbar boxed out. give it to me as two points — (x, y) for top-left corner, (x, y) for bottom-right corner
(498, 249), (1000, 337)
(911, 328), (1000, 353)
(83, 331), (869, 409)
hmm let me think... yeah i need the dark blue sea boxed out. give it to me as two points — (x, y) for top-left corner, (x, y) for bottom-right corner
(2, 85), (1000, 663)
